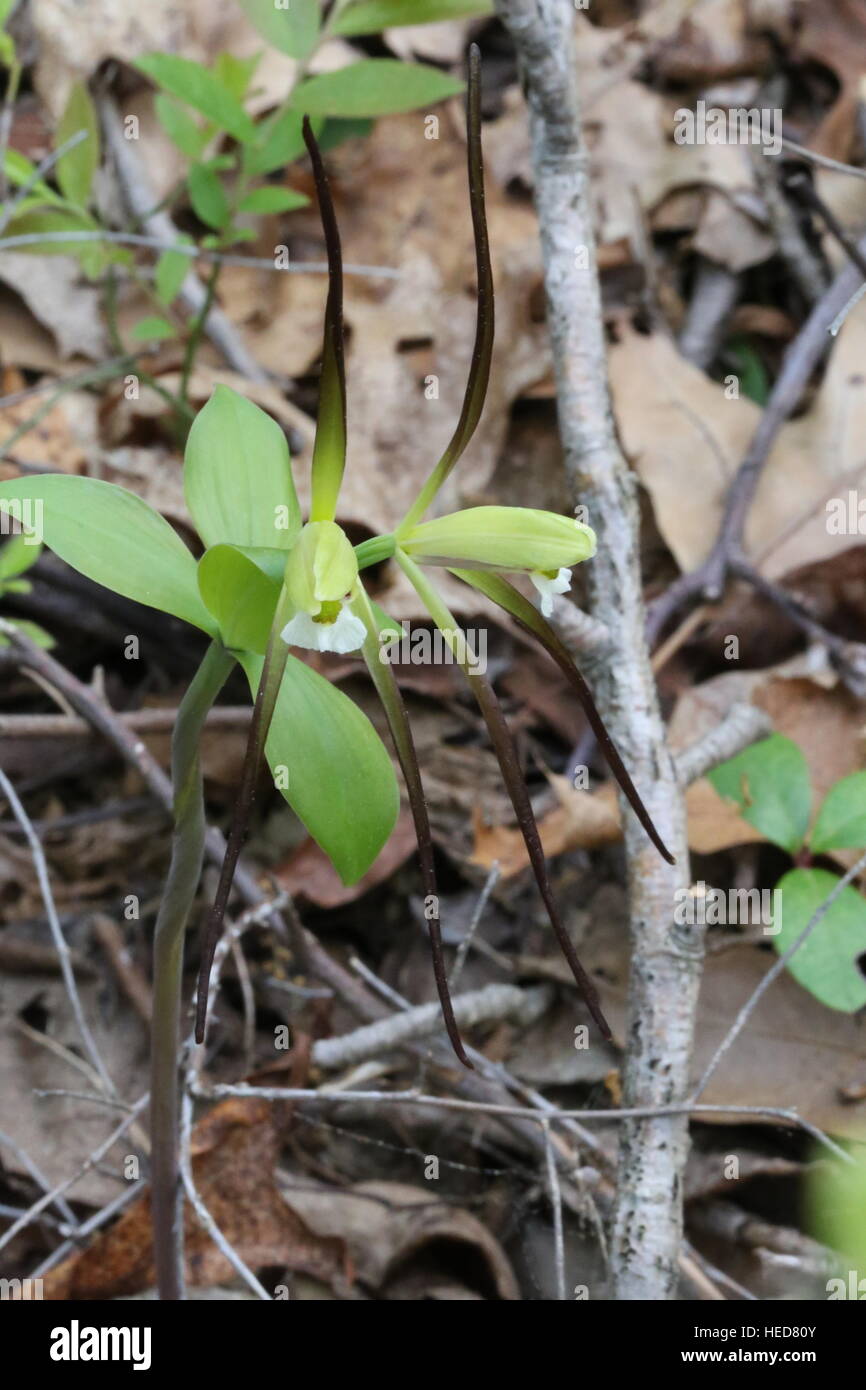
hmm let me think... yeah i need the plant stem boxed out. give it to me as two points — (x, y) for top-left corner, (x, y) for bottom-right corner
(150, 641), (233, 1301)
(180, 259), (221, 409)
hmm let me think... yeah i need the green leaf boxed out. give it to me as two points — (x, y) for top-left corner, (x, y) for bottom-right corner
(334, 0), (493, 36)
(239, 650), (400, 884)
(4, 207), (107, 276)
(197, 544), (280, 653)
(55, 81), (100, 208)
(0, 618), (54, 650)
(246, 106), (314, 175)
(238, 185), (308, 214)
(154, 245), (190, 306)
(154, 94), (211, 159)
(316, 116), (374, 152)
(774, 867), (866, 1012)
(293, 60), (464, 118)
(811, 771), (866, 852)
(0, 533), (41, 581)
(708, 733), (812, 854)
(809, 1155), (866, 1278)
(238, 0), (320, 61)
(3, 150), (65, 205)
(728, 336), (769, 406)
(184, 384), (300, 550)
(135, 54), (256, 143)
(0, 475), (215, 633)
(131, 314), (175, 342)
(187, 162), (230, 230)
(214, 51), (260, 103)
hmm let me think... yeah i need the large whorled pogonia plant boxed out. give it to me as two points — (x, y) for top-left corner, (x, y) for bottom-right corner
(0, 45), (672, 1298)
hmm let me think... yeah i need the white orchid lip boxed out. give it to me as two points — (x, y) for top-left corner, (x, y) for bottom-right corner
(530, 567), (571, 616)
(281, 602), (366, 655)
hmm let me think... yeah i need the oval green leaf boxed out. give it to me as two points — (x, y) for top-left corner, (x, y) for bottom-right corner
(774, 867), (866, 1012)
(293, 60), (464, 118)
(239, 650), (399, 884)
(0, 475), (215, 633)
(811, 771), (866, 853)
(184, 385), (301, 550)
(708, 733), (812, 854)
(197, 544), (280, 653)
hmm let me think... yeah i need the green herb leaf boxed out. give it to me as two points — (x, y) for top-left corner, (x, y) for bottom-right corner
(237, 185), (308, 214)
(214, 51), (260, 102)
(237, 0), (320, 60)
(131, 314), (175, 341)
(774, 867), (866, 1011)
(154, 244), (190, 306)
(55, 80), (99, 208)
(184, 384), (301, 550)
(334, 0), (493, 36)
(0, 533), (41, 581)
(709, 733), (812, 854)
(197, 543), (280, 653)
(246, 106), (312, 175)
(810, 771), (866, 853)
(154, 94), (211, 159)
(0, 475), (215, 633)
(135, 54), (256, 143)
(293, 60), (464, 118)
(187, 162), (230, 230)
(239, 650), (400, 883)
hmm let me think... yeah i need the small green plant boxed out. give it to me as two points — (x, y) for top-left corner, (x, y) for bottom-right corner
(0, 1), (490, 411)
(0, 533), (53, 648)
(0, 46), (671, 1299)
(709, 732), (866, 1012)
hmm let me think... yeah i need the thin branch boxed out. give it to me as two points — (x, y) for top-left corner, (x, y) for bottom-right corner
(692, 845), (866, 1102)
(0, 764), (114, 1094)
(542, 1118), (566, 1301)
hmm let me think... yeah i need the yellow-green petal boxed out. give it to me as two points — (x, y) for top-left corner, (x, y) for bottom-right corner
(283, 520), (359, 616)
(399, 506), (596, 572)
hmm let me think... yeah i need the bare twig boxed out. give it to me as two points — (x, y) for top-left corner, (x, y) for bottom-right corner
(0, 764), (114, 1094)
(692, 845), (866, 1102)
(674, 703), (773, 785)
(542, 1118), (566, 1301)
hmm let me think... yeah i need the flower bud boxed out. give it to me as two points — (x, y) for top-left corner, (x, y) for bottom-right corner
(400, 506), (596, 572)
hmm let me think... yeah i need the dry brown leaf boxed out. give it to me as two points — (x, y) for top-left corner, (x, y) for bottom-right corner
(276, 808), (418, 908)
(41, 1099), (349, 1299)
(610, 314), (866, 582)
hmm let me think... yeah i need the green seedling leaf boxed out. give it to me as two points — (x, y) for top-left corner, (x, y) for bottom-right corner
(187, 162), (230, 230)
(154, 244), (190, 306)
(135, 54), (256, 144)
(809, 1154), (866, 1283)
(727, 336), (769, 406)
(238, 185), (308, 214)
(0, 618), (54, 650)
(3, 150), (65, 205)
(0, 533), (41, 581)
(811, 771), (866, 853)
(214, 51), (260, 103)
(55, 80), (99, 208)
(197, 544), (279, 653)
(238, 0), (320, 60)
(239, 650), (400, 884)
(131, 314), (175, 342)
(293, 60), (464, 118)
(334, 0), (493, 36)
(0, 475), (215, 633)
(246, 106), (312, 175)
(4, 206), (108, 276)
(154, 94), (212, 159)
(709, 732), (812, 854)
(774, 867), (866, 1012)
(316, 117), (374, 152)
(184, 384), (300, 550)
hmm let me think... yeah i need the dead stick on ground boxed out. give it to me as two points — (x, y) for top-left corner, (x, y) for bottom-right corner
(494, 0), (692, 1299)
